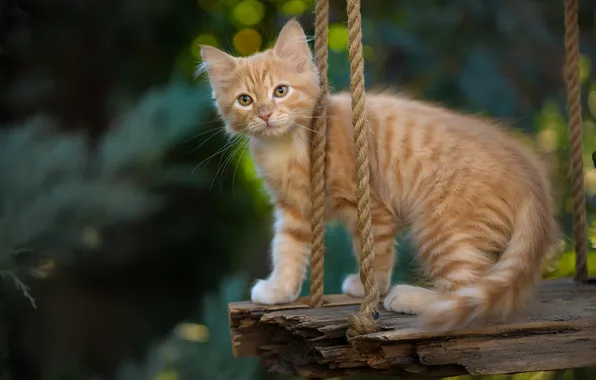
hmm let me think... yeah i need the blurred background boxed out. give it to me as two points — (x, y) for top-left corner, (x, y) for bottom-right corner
(1, 0), (596, 379)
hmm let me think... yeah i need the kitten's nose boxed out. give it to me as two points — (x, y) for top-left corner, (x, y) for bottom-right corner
(258, 112), (272, 122)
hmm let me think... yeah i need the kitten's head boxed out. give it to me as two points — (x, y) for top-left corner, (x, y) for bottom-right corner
(199, 20), (320, 138)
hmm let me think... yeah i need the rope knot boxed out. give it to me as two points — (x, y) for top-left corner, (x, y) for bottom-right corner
(346, 311), (379, 340)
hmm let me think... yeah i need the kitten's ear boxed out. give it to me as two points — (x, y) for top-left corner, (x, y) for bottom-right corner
(273, 19), (313, 73)
(198, 45), (237, 82)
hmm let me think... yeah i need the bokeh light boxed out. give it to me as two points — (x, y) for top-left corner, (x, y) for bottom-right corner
(328, 23), (348, 52)
(175, 322), (210, 343)
(191, 33), (219, 60)
(232, 0), (265, 26)
(233, 28), (263, 56)
(281, 0), (307, 16)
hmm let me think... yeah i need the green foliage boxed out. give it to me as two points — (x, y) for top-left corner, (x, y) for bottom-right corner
(0, 80), (210, 268)
(0, 80), (217, 340)
(114, 274), (260, 380)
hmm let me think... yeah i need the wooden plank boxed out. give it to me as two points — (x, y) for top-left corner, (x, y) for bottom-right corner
(416, 328), (596, 375)
(229, 278), (596, 377)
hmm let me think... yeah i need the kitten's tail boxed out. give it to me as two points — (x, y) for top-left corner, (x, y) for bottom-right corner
(419, 196), (559, 332)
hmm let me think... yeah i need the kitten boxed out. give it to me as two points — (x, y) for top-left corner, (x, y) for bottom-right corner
(199, 19), (559, 332)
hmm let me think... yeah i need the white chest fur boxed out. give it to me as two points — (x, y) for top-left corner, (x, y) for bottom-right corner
(250, 135), (308, 179)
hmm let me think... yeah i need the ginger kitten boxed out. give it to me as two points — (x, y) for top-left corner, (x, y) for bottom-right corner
(199, 19), (559, 332)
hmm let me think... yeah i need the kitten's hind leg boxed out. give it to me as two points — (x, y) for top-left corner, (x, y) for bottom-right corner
(342, 204), (400, 298)
(384, 244), (493, 315)
(383, 284), (441, 315)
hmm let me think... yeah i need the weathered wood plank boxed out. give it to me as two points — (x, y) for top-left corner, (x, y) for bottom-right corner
(229, 278), (596, 378)
(416, 328), (596, 375)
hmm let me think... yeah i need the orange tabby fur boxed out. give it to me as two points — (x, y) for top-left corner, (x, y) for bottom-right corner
(199, 19), (560, 332)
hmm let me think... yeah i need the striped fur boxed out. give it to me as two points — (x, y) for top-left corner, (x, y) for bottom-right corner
(200, 20), (560, 332)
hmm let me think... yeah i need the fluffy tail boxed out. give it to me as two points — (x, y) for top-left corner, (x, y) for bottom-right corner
(420, 197), (558, 332)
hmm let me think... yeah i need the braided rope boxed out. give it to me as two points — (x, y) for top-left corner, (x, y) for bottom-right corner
(308, 0), (329, 307)
(345, 0), (380, 339)
(564, 0), (588, 283)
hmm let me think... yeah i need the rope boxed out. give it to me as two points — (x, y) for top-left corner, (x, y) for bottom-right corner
(564, 0), (588, 283)
(345, 0), (380, 339)
(308, 0), (329, 308)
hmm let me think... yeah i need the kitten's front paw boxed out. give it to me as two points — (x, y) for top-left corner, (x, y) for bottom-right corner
(341, 273), (390, 298)
(250, 279), (299, 305)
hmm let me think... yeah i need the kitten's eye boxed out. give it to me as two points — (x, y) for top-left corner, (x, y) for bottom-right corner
(274, 85), (289, 98)
(237, 94), (253, 106)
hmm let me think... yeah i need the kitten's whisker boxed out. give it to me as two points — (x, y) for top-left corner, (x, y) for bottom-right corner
(194, 119), (229, 126)
(187, 128), (225, 153)
(192, 134), (244, 173)
(182, 121), (245, 148)
(256, 25), (272, 48)
(294, 112), (345, 122)
(294, 123), (335, 144)
(293, 123), (322, 135)
(294, 125), (320, 147)
(232, 139), (251, 195)
(291, 128), (315, 147)
(210, 136), (249, 191)
(210, 141), (240, 191)
(182, 127), (220, 144)
(294, 124), (324, 140)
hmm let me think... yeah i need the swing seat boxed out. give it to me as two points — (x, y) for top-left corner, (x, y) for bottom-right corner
(229, 278), (596, 378)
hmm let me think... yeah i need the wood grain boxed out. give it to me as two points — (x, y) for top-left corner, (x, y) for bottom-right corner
(229, 278), (596, 378)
